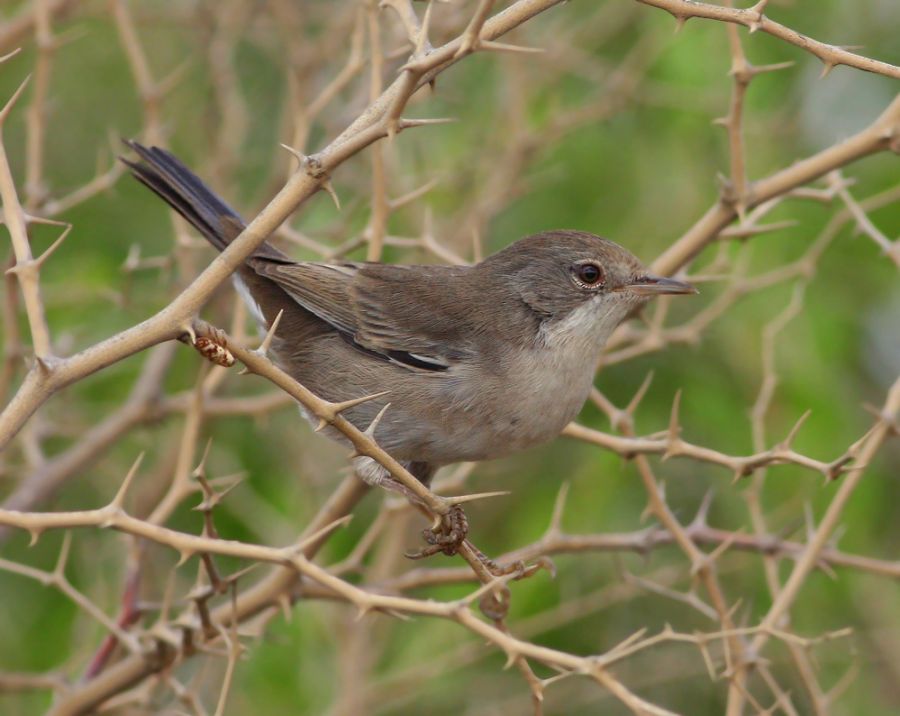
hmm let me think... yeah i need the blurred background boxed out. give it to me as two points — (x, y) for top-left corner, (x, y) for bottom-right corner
(1, 1), (899, 714)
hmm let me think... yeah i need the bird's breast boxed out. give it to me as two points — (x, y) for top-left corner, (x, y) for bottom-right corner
(419, 342), (597, 462)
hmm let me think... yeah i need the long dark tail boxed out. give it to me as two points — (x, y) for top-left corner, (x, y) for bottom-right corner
(121, 140), (286, 261)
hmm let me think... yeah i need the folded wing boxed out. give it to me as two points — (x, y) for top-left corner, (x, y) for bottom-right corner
(256, 260), (476, 372)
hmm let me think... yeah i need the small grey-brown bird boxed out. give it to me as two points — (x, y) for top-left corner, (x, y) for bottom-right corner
(124, 141), (695, 536)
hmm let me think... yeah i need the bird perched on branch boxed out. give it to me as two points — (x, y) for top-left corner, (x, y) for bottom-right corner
(124, 141), (696, 556)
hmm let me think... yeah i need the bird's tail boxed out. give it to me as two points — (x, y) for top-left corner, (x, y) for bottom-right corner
(121, 140), (285, 261)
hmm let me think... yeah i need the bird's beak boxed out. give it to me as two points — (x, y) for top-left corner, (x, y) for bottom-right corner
(621, 274), (698, 296)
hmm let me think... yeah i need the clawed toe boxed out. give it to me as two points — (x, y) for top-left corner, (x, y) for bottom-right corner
(406, 504), (469, 559)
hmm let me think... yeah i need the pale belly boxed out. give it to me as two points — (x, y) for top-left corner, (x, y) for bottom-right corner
(281, 333), (601, 469)
(397, 348), (597, 464)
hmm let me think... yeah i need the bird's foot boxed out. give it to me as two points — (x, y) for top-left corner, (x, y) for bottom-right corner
(465, 542), (554, 580)
(406, 504), (469, 559)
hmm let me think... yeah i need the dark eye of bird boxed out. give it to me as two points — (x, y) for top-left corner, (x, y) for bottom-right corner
(575, 262), (604, 287)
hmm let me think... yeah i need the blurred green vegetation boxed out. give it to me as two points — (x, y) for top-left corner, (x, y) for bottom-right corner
(1, 1), (898, 714)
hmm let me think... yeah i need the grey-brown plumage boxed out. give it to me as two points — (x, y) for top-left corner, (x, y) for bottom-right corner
(124, 141), (695, 487)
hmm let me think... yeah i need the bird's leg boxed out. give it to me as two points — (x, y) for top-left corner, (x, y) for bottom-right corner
(353, 457), (469, 557)
(405, 460), (469, 557)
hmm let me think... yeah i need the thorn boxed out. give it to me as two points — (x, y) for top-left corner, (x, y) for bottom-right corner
(363, 402), (392, 438)
(626, 371), (655, 416)
(662, 390), (683, 460)
(777, 410), (811, 450)
(720, 219), (798, 239)
(276, 591), (292, 621)
(53, 531), (73, 576)
(471, 228), (483, 263)
(640, 485), (662, 523)
(382, 608), (412, 622)
(256, 310), (284, 357)
(546, 481), (570, 535)
(293, 515), (354, 552)
(444, 490), (510, 506)
(321, 180), (341, 211)
(725, 597), (744, 622)
(327, 390), (391, 417)
(819, 61), (837, 79)
(192, 438), (213, 479)
(847, 424), (878, 455)
(398, 116), (457, 129)
(409, 0), (435, 60)
(607, 627), (648, 657)
(111, 452), (145, 509)
(803, 502), (817, 541)
(817, 558), (838, 580)
(479, 40), (544, 55)
(747, 0), (769, 32)
(34, 355), (54, 374)
(181, 322), (197, 345)
(692, 490), (715, 527)
(28, 529), (42, 547)
(122, 244), (141, 273)
(192, 479), (241, 512)
(279, 143), (307, 167)
(388, 177), (439, 211)
(752, 60), (795, 76)
(0, 48), (22, 65)
(673, 15), (688, 33)
(314, 418), (329, 433)
(157, 59), (191, 98)
(176, 549), (194, 567)
(0, 73), (31, 126)
(35, 224), (73, 267)
(694, 529), (740, 573)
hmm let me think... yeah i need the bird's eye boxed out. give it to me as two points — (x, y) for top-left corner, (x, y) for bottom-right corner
(573, 262), (604, 288)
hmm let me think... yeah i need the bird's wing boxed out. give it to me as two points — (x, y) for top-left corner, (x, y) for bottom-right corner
(255, 260), (476, 371)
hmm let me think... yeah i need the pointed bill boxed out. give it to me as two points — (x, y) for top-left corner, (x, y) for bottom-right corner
(621, 274), (698, 296)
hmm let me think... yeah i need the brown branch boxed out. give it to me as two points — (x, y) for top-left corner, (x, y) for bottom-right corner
(636, 0), (900, 79)
(651, 93), (900, 276)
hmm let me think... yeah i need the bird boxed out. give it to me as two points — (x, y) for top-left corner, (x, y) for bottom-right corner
(123, 141), (696, 552)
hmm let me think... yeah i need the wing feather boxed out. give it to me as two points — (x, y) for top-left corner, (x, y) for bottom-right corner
(255, 260), (475, 370)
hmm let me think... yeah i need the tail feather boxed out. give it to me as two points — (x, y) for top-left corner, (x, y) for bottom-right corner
(121, 140), (286, 261)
